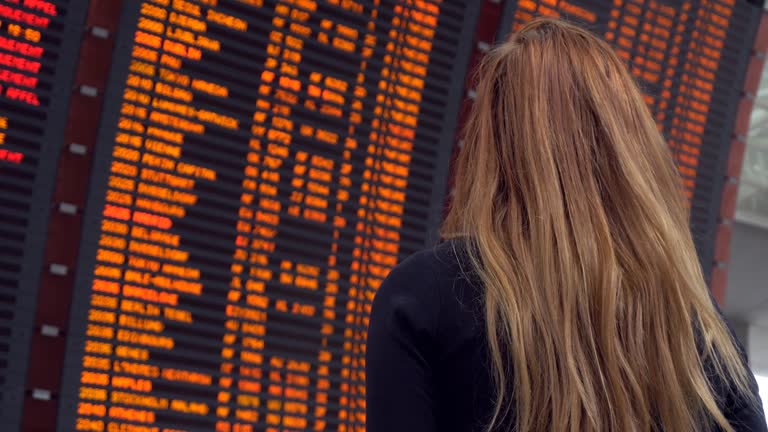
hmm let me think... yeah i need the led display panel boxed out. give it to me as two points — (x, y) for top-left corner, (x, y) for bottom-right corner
(0, 0), (85, 427)
(56, 1), (479, 431)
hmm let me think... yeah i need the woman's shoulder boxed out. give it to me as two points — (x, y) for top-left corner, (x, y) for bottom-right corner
(396, 237), (471, 271)
(371, 238), (483, 337)
(378, 238), (476, 298)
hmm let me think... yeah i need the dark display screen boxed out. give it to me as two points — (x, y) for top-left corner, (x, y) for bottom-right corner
(498, 0), (762, 276)
(0, 0), (85, 428)
(56, 1), (479, 431)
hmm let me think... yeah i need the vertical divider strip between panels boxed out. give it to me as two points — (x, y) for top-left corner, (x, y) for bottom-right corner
(425, 1), (485, 244)
(20, 2), (124, 430)
(441, 0), (508, 224)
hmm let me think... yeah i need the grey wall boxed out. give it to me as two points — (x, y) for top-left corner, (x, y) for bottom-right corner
(725, 221), (768, 374)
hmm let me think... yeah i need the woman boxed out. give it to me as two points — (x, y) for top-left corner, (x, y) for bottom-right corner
(366, 18), (766, 432)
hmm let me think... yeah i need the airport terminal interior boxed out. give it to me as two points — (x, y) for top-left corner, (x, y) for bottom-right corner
(0, 0), (766, 430)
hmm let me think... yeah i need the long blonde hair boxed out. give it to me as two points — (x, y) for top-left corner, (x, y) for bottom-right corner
(443, 18), (753, 432)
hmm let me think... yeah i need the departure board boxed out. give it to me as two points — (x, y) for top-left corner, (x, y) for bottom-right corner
(497, 0), (762, 277)
(56, 1), (479, 431)
(0, 0), (85, 427)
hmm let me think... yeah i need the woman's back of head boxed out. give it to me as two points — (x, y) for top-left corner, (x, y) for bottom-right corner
(443, 18), (754, 432)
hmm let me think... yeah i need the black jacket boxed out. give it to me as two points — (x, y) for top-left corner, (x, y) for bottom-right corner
(366, 239), (767, 431)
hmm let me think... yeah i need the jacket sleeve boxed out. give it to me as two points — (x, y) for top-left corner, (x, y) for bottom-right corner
(708, 299), (767, 431)
(365, 252), (439, 432)
(725, 378), (767, 432)
(720, 329), (767, 431)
